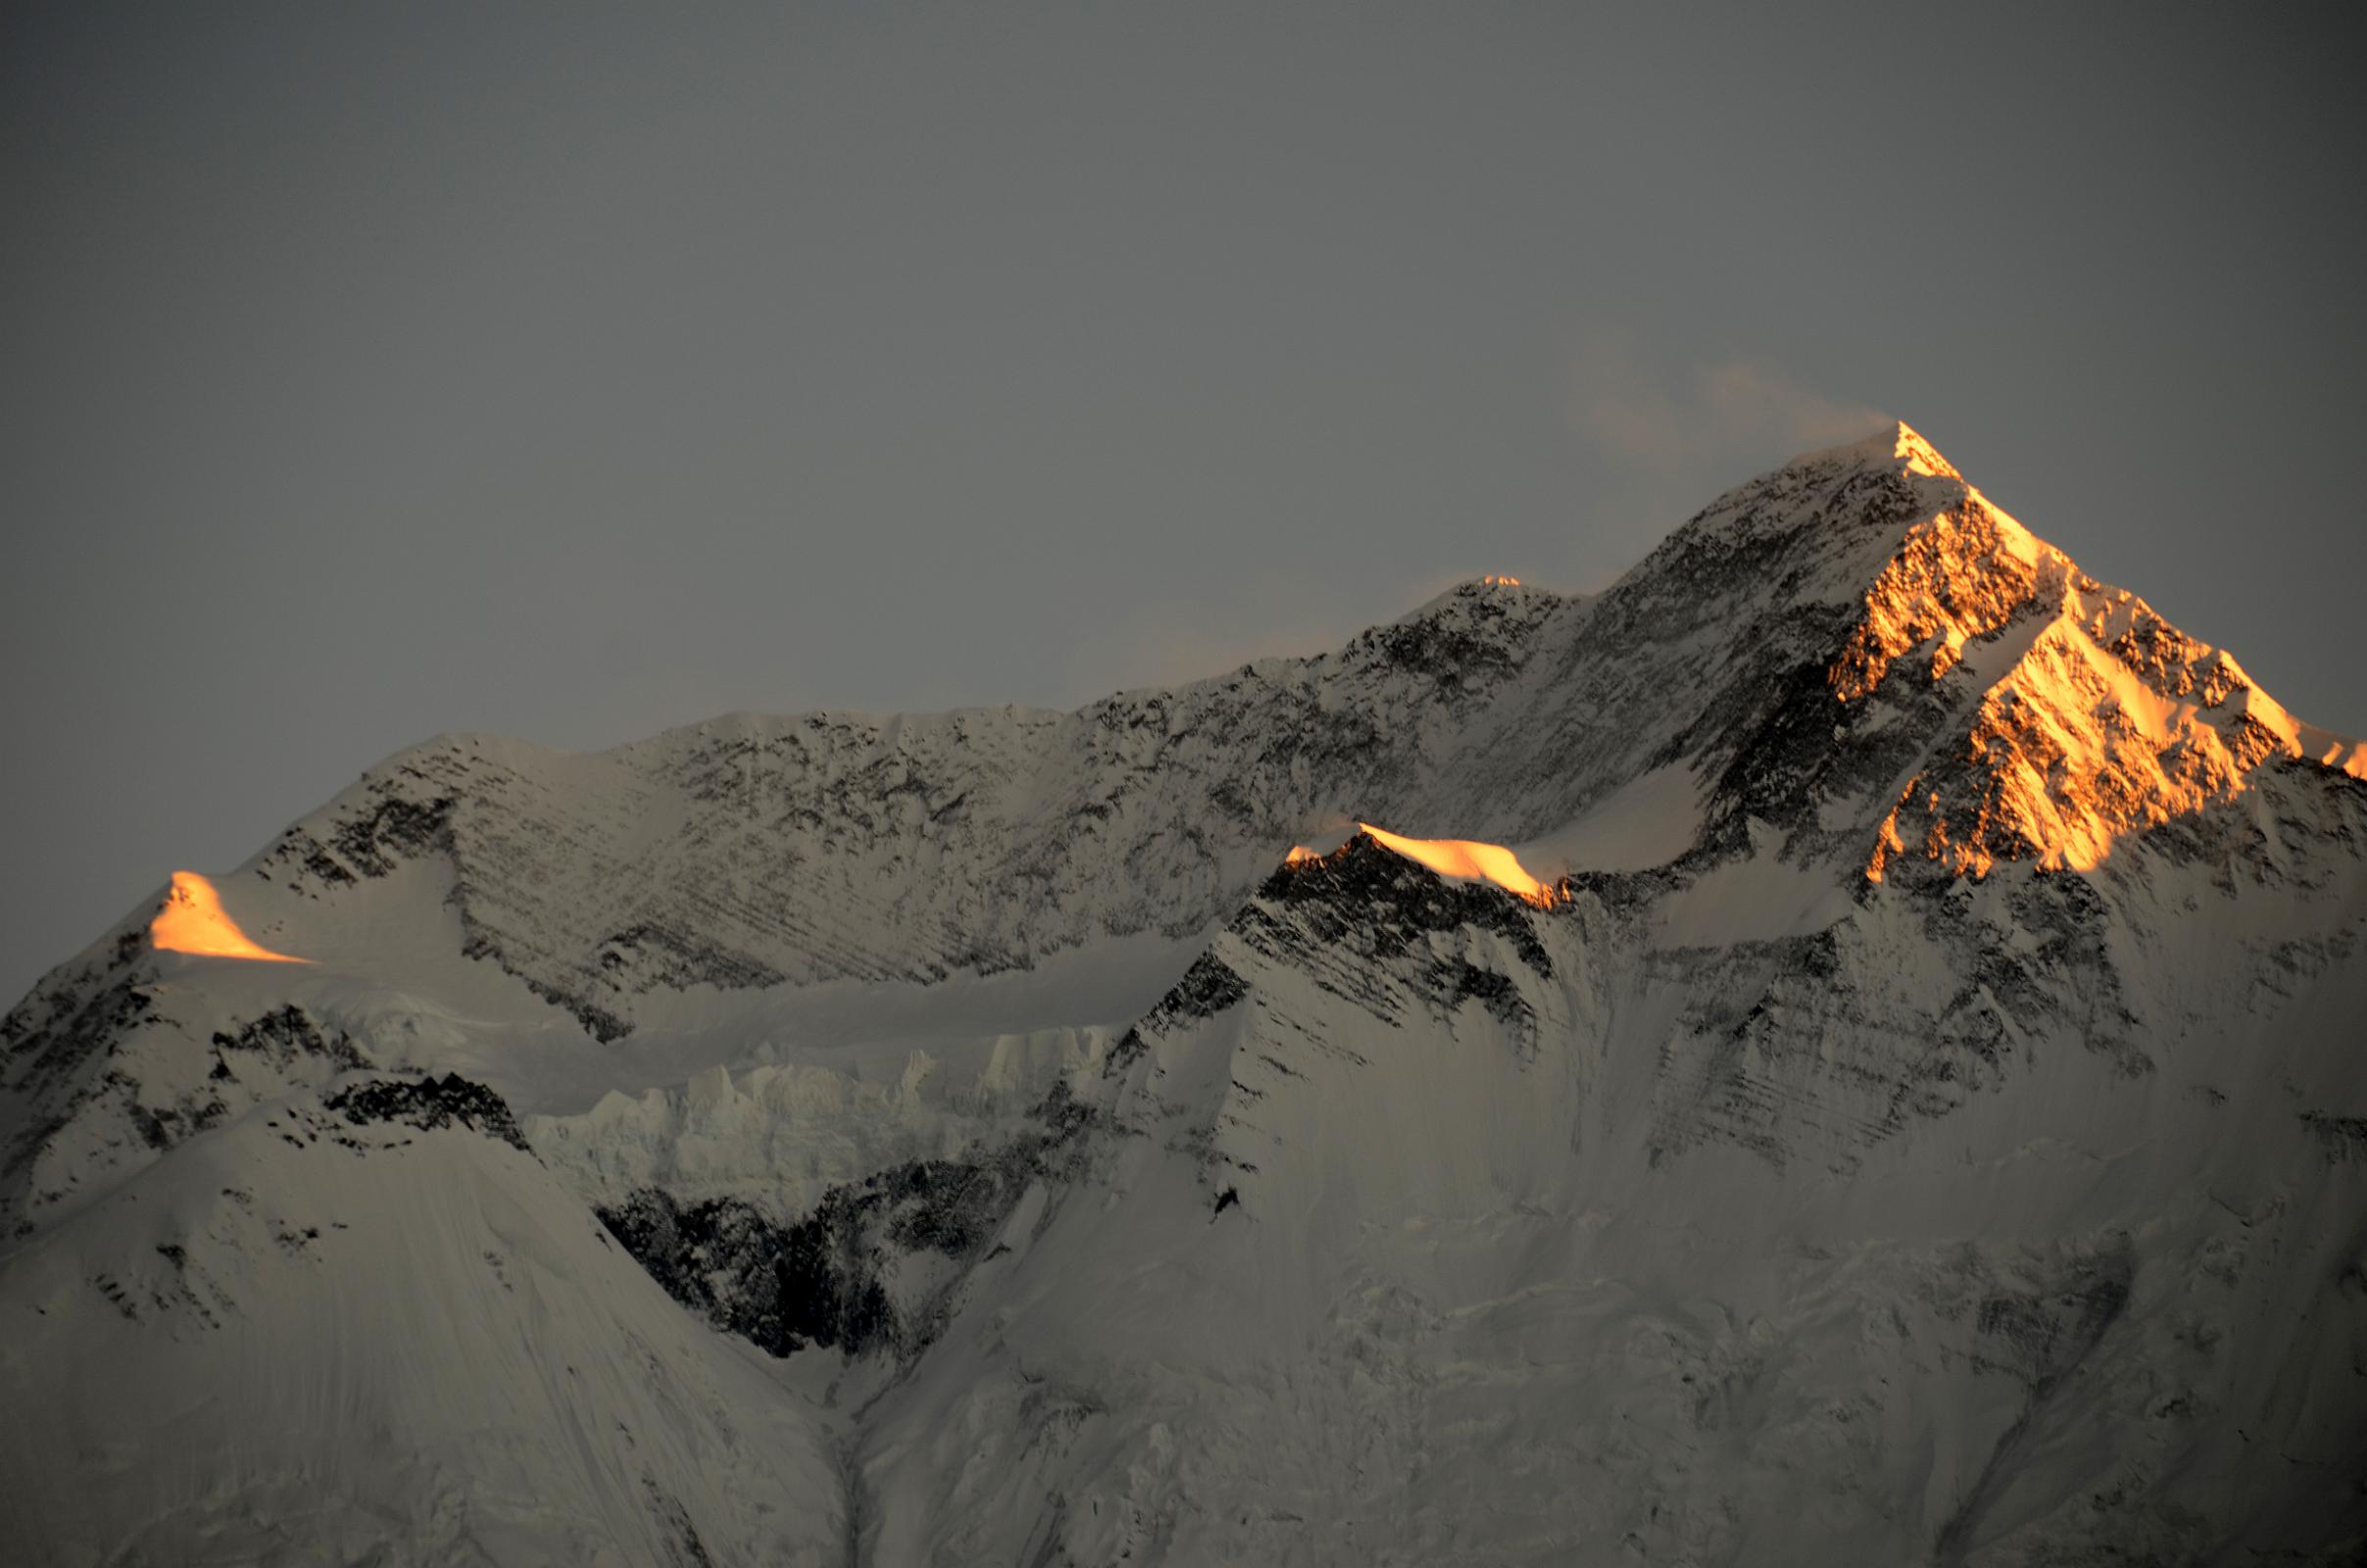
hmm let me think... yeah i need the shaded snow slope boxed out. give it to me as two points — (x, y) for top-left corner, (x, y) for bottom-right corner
(0, 1073), (846, 1565)
(5, 423), (2365, 1564)
(858, 825), (2367, 1563)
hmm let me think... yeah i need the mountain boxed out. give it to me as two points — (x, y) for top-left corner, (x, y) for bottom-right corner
(4, 424), (2362, 1565)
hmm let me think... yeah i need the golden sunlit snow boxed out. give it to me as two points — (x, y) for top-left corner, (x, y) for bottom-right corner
(1356, 822), (1558, 906)
(149, 870), (311, 963)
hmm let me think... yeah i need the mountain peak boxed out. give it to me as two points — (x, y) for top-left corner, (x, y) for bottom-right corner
(1403, 573), (1552, 616)
(1888, 419), (1960, 479)
(1790, 418), (1960, 481)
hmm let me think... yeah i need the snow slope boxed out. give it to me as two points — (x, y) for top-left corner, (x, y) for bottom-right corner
(0, 1073), (848, 1566)
(856, 817), (2367, 1563)
(4, 423), (2364, 1563)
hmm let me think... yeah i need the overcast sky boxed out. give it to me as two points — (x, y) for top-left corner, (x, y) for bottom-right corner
(4, 3), (2362, 1002)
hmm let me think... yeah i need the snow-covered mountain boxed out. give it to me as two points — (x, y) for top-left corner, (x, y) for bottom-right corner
(5, 424), (2363, 1564)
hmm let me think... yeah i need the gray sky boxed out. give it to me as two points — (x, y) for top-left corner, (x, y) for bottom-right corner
(5, 2), (2362, 1003)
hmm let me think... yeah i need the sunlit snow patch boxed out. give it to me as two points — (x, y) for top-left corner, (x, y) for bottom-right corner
(149, 870), (311, 963)
(1354, 822), (1558, 906)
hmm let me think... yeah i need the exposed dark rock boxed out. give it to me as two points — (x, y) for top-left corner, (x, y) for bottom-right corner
(2302, 1112), (2367, 1164)
(599, 1088), (1103, 1359)
(1244, 836), (1555, 1033)
(1110, 954), (1250, 1066)
(211, 1005), (368, 1078)
(1263, 835), (1553, 974)
(498, 966), (632, 1045)
(330, 794), (457, 878)
(592, 925), (787, 993)
(321, 1074), (531, 1152)
(1346, 582), (1553, 683)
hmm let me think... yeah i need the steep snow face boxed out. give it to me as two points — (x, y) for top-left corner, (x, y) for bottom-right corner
(5, 421), (2366, 1564)
(1831, 489), (2362, 883)
(857, 818), (2367, 1565)
(1489, 423), (2365, 888)
(0, 1072), (848, 1566)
